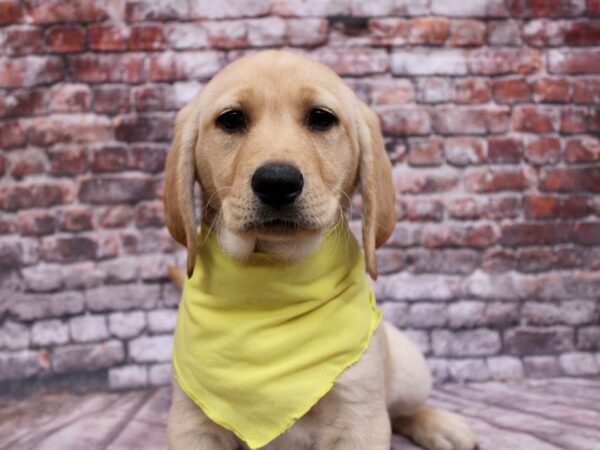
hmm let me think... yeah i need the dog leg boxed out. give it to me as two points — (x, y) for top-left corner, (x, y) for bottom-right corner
(392, 408), (476, 450)
(167, 379), (238, 450)
(382, 322), (477, 450)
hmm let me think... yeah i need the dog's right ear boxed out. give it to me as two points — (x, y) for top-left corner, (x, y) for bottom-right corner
(164, 98), (200, 278)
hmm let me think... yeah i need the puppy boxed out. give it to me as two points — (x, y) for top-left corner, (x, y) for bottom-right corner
(164, 50), (477, 450)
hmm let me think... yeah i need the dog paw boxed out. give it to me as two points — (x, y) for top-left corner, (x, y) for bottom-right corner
(393, 407), (477, 450)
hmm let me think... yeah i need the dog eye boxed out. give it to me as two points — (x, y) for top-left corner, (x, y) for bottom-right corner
(307, 108), (337, 131)
(216, 110), (247, 133)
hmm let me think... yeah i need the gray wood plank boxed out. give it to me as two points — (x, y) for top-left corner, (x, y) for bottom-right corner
(431, 390), (600, 450)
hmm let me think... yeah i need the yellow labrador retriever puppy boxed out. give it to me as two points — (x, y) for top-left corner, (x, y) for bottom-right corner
(164, 50), (477, 450)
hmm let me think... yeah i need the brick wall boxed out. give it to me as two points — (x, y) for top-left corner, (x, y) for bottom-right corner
(1, 0), (599, 390)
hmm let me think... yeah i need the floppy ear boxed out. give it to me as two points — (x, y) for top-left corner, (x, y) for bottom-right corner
(164, 98), (200, 278)
(356, 101), (397, 280)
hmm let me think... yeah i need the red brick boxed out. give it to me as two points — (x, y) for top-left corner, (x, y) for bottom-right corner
(0, 214), (15, 234)
(271, 0), (346, 18)
(565, 138), (600, 163)
(0, 89), (46, 118)
(408, 18), (449, 45)
(488, 20), (522, 46)
(560, 108), (588, 134)
(92, 85), (131, 114)
(48, 84), (92, 113)
(369, 79), (415, 106)
(97, 206), (133, 228)
(313, 48), (389, 76)
(58, 206), (93, 232)
(549, 49), (600, 74)
(433, 106), (510, 134)
(565, 20), (600, 45)
(415, 77), (453, 103)
(0, 182), (71, 211)
(18, 210), (56, 236)
(368, 18), (409, 46)
(524, 137), (562, 165)
(114, 114), (174, 143)
(540, 167), (600, 192)
(148, 51), (224, 81)
(523, 19), (566, 46)
(24, 0), (123, 23)
(0, 0), (22, 24)
(465, 168), (530, 192)
(524, 195), (559, 219)
(573, 223), (600, 245)
(27, 115), (112, 146)
(393, 170), (459, 194)
(488, 137), (522, 164)
(445, 137), (486, 166)
(517, 248), (555, 273)
(572, 79), (600, 103)
(47, 26), (85, 52)
(422, 224), (498, 248)
(90, 145), (129, 173)
(492, 78), (530, 104)
(501, 223), (572, 247)
(88, 24), (128, 51)
(446, 197), (483, 220)
(507, 0), (586, 17)
(286, 18), (329, 46)
(129, 24), (166, 50)
(204, 21), (248, 49)
(125, 1), (190, 21)
(135, 201), (165, 228)
(512, 106), (557, 132)
(0, 56), (64, 88)
(0, 26), (44, 55)
(533, 78), (570, 103)
(40, 236), (97, 263)
(448, 20), (486, 47)
(591, 108), (600, 132)
(49, 146), (87, 175)
(560, 196), (593, 218)
(79, 176), (156, 204)
(404, 199), (444, 222)
(70, 54), (144, 83)
(247, 18), (287, 47)
(454, 79), (491, 104)
(133, 84), (176, 111)
(483, 248), (516, 272)
(9, 149), (46, 179)
(469, 48), (542, 75)
(486, 196), (521, 219)
(378, 107), (431, 136)
(591, 0), (600, 15)
(0, 121), (25, 148)
(407, 138), (444, 166)
(0, 153), (5, 176)
(131, 144), (167, 173)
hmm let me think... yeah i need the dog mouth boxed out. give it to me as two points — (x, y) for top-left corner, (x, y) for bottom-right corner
(247, 217), (304, 235)
(244, 208), (316, 236)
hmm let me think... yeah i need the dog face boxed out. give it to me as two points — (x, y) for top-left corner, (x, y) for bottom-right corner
(164, 51), (396, 279)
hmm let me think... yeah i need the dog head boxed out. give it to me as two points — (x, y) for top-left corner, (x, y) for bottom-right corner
(164, 51), (396, 279)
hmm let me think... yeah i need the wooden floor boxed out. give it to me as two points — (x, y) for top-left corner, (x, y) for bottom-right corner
(1, 378), (599, 450)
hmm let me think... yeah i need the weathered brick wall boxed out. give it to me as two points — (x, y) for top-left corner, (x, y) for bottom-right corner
(1, 0), (599, 389)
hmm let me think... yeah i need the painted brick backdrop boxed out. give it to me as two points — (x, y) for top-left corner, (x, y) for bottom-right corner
(0, 0), (599, 390)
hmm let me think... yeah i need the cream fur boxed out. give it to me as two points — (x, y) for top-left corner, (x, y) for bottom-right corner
(164, 51), (477, 450)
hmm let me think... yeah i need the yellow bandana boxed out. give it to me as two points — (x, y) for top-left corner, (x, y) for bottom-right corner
(172, 222), (381, 449)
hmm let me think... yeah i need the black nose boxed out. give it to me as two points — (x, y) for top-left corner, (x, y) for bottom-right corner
(251, 163), (304, 209)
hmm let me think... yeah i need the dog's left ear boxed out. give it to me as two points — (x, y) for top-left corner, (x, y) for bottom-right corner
(164, 96), (201, 278)
(356, 101), (397, 280)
